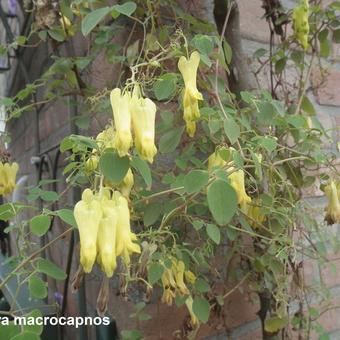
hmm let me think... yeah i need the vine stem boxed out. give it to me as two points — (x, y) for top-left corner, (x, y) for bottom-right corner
(0, 227), (73, 291)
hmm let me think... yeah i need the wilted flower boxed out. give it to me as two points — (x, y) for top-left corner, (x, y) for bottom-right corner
(110, 88), (132, 157)
(172, 259), (189, 295)
(161, 267), (177, 306)
(208, 151), (227, 171)
(74, 189), (103, 273)
(185, 296), (200, 327)
(178, 51), (203, 137)
(96, 126), (116, 150)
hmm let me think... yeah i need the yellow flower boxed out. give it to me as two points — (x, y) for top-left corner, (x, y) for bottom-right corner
(74, 189), (103, 273)
(110, 88), (132, 157)
(229, 169), (251, 211)
(208, 152), (227, 171)
(324, 181), (340, 225)
(185, 296), (200, 327)
(114, 191), (140, 265)
(184, 270), (197, 285)
(178, 51), (203, 137)
(293, 0), (309, 50)
(118, 168), (134, 198)
(97, 199), (118, 278)
(130, 94), (157, 163)
(161, 267), (177, 306)
(172, 259), (189, 295)
(0, 162), (19, 196)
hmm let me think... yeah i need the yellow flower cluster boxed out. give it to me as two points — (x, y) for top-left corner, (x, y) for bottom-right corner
(74, 188), (140, 278)
(293, 0), (309, 50)
(110, 87), (157, 164)
(208, 150), (251, 211)
(0, 162), (19, 196)
(159, 258), (199, 327)
(324, 181), (340, 225)
(178, 51), (203, 137)
(161, 259), (191, 306)
(207, 149), (266, 227)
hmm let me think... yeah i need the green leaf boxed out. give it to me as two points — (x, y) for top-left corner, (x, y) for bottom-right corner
(131, 156), (152, 188)
(81, 7), (112, 36)
(29, 215), (51, 237)
(192, 35), (214, 55)
(56, 209), (77, 228)
(192, 296), (210, 323)
(206, 224), (220, 244)
(143, 203), (161, 226)
(256, 136), (277, 153)
(223, 118), (240, 144)
(301, 95), (316, 115)
(148, 263), (164, 285)
(40, 190), (58, 202)
(48, 28), (66, 42)
(264, 315), (289, 333)
(37, 259), (67, 280)
(153, 73), (177, 101)
(112, 2), (137, 16)
(23, 310), (44, 335)
(99, 150), (130, 183)
(29, 277), (48, 299)
(257, 101), (276, 124)
(0, 203), (17, 221)
(159, 127), (184, 153)
(184, 170), (209, 194)
(207, 180), (238, 225)
(195, 278), (211, 293)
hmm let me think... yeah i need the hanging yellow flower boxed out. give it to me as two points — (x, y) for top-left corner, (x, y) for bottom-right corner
(178, 51), (203, 137)
(324, 181), (340, 225)
(110, 88), (132, 157)
(0, 162), (19, 196)
(114, 191), (141, 265)
(74, 189), (103, 273)
(172, 259), (189, 295)
(161, 267), (177, 306)
(97, 199), (118, 278)
(229, 169), (252, 211)
(118, 168), (134, 198)
(208, 151), (227, 171)
(292, 0), (309, 50)
(185, 296), (200, 327)
(130, 94), (157, 163)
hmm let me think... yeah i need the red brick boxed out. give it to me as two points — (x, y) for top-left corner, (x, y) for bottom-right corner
(313, 69), (340, 106)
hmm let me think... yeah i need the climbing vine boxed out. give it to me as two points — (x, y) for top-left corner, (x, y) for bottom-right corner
(0, 0), (340, 339)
